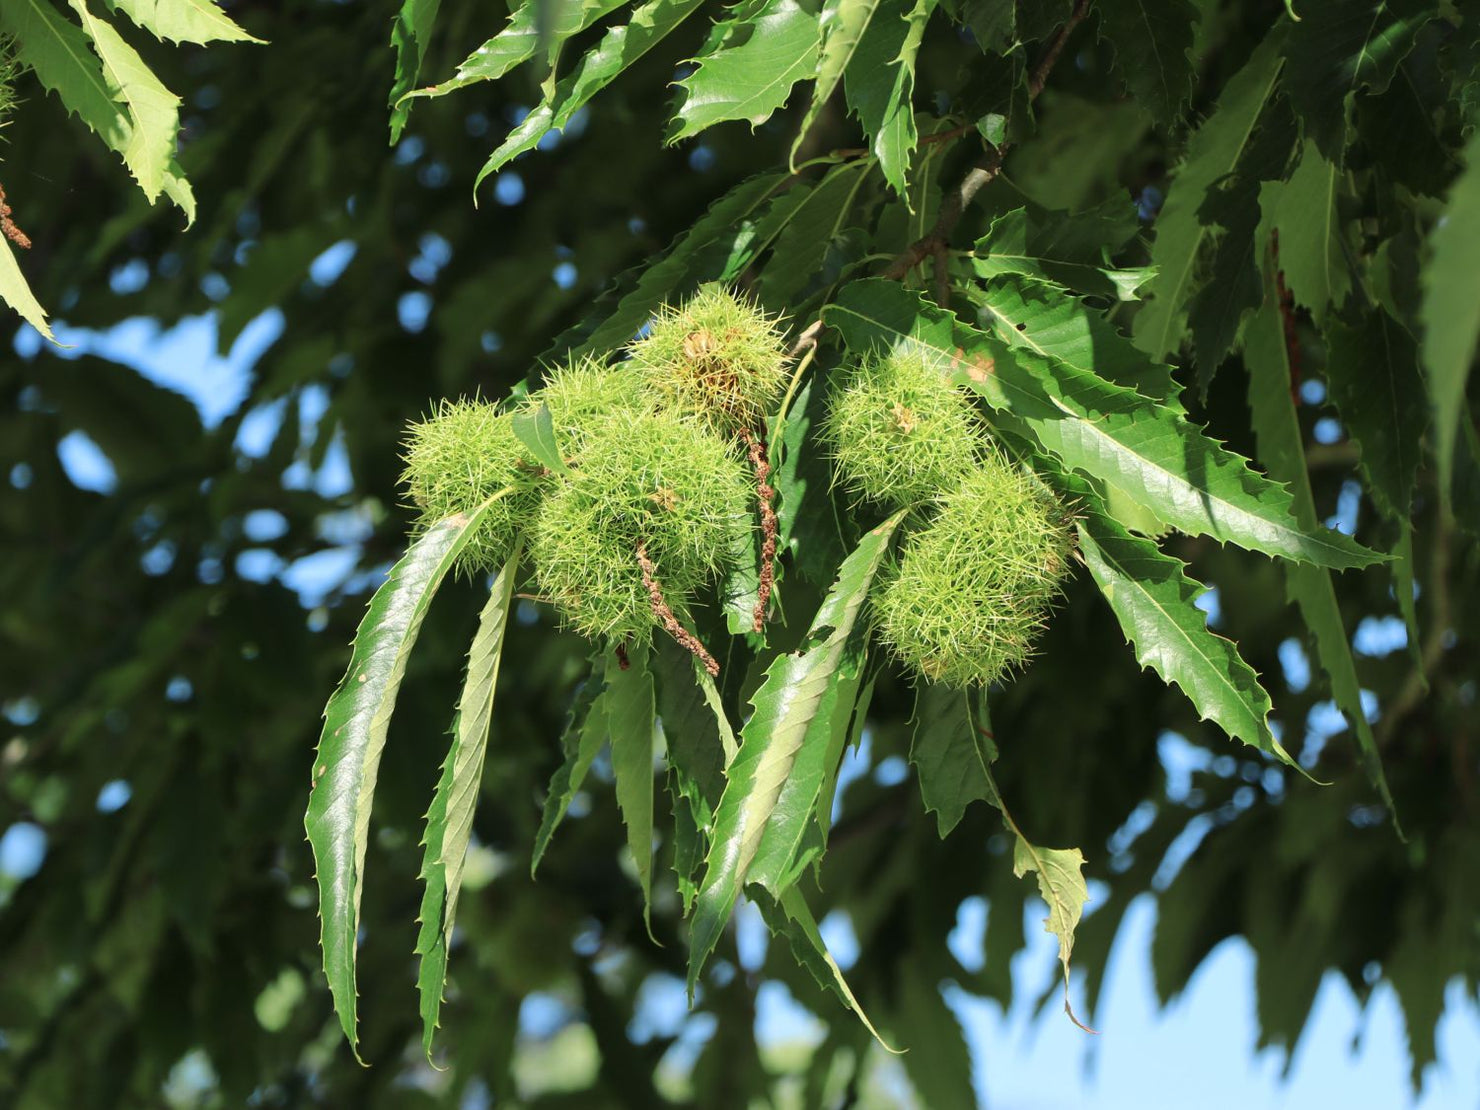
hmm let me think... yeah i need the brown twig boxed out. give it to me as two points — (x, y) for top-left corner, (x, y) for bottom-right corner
(636, 541), (719, 676)
(740, 428), (778, 632)
(0, 182), (31, 250)
(880, 0), (1093, 287)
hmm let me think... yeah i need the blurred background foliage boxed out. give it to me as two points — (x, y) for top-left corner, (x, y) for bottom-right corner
(0, 0), (1477, 1106)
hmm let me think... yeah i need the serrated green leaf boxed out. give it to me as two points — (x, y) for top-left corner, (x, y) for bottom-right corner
(1260, 139), (1353, 324)
(910, 684), (995, 836)
(1283, 0), (1434, 162)
(1133, 36), (1283, 358)
(531, 655), (608, 874)
(70, 0), (180, 201)
(773, 377), (852, 585)
(791, 0), (885, 168)
(388, 0), (442, 141)
(753, 886), (895, 1050)
(963, 274), (1181, 404)
(1097, 0), (1197, 127)
(1011, 837), (1089, 1023)
(607, 640), (658, 927)
(512, 403), (569, 473)
(406, 0), (628, 106)
(0, 236), (55, 343)
(1324, 305), (1426, 519)
(825, 279), (1384, 568)
(473, 0), (706, 190)
(305, 499), (499, 1057)
(109, 0), (263, 44)
(973, 206), (1153, 302)
(756, 159), (869, 308)
(415, 543), (521, 1059)
(1243, 263), (1400, 827)
(670, 0), (820, 141)
(843, 0), (937, 198)
(1075, 502), (1292, 762)
(687, 510), (904, 992)
(654, 641), (728, 910)
(2, 0), (192, 216)
(1421, 126), (1480, 504)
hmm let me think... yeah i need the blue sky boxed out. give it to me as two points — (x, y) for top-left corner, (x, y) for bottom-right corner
(9, 310), (1478, 1107)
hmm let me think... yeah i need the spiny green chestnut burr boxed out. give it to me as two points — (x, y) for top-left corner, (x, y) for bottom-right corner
(529, 407), (750, 645)
(626, 285), (790, 436)
(873, 457), (1073, 688)
(529, 354), (651, 457)
(401, 398), (542, 574)
(823, 348), (985, 508)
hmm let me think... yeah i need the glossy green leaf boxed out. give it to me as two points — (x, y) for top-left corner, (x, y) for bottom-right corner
(670, 0), (820, 141)
(607, 640), (658, 926)
(910, 684), (995, 837)
(512, 403), (569, 473)
(304, 499), (498, 1057)
(70, 0), (181, 202)
(1097, 0), (1197, 127)
(0, 237), (55, 344)
(973, 206), (1153, 303)
(1421, 126), (1480, 502)
(388, 0), (442, 141)
(473, 0), (706, 191)
(531, 656), (609, 874)
(687, 510), (904, 992)
(415, 543), (521, 1059)
(825, 279), (1384, 568)
(406, 0), (628, 104)
(109, 0), (264, 44)
(963, 274), (1181, 405)
(792, 0), (884, 167)
(1243, 266), (1399, 826)
(843, 0), (938, 197)
(1076, 503), (1292, 762)
(1133, 36), (1283, 358)
(755, 159), (870, 309)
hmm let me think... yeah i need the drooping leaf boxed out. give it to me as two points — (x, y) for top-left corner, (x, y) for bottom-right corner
(405, 0), (629, 105)
(473, 0), (707, 191)
(1282, 0), (1434, 162)
(1012, 837), (1090, 1026)
(1075, 500), (1292, 762)
(755, 159), (870, 308)
(973, 206), (1152, 302)
(388, 0), (442, 141)
(1242, 261), (1400, 826)
(2, 0), (193, 217)
(670, 0), (821, 141)
(1420, 126), (1480, 503)
(1133, 35), (1283, 358)
(753, 885), (895, 1050)
(1324, 305), (1426, 519)
(70, 0), (181, 202)
(1259, 138), (1353, 325)
(0, 237), (55, 343)
(531, 655), (609, 874)
(607, 640), (658, 926)
(843, 0), (938, 198)
(416, 543), (521, 1059)
(109, 0), (264, 44)
(910, 684), (996, 837)
(687, 510), (904, 992)
(825, 279), (1384, 568)
(963, 274), (1181, 405)
(1097, 0), (1198, 127)
(791, 0), (885, 167)
(512, 403), (569, 473)
(304, 499), (499, 1057)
